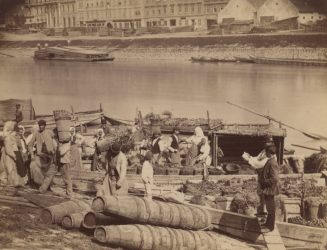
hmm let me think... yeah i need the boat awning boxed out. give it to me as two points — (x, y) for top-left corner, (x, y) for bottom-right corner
(103, 115), (132, 126)
(213, 123), (287, 137)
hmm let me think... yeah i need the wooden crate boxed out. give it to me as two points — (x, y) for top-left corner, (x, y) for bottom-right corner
(282, 198), (301, 222)
(180, 167), (195, 175)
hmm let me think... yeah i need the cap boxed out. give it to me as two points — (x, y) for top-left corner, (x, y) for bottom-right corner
(111, 142), (121, 154)
(38, 119), (46, 126)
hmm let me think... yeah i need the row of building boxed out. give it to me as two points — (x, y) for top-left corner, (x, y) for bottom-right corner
(3, 0), (327, 33)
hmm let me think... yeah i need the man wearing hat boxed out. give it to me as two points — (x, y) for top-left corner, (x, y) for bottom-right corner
(97, 142), (128, 196)
(28, 120), (56, 186)
(167, 128), (181, 168)
(151, 132), (165, 165)
(243, 138), (280, 232)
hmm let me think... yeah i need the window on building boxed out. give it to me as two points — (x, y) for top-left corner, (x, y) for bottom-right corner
(276, 2), (278, 5)
(191, 4), (194, 12)
(163, 6), (166, 14)
(311, 16), (313, 19)
(185, 4), (188, 12)
(214, 7), (217, 13)
(170, 5), (174, 14)
(303, 16), (305, 19)
(178, 5), (182, 12)
(158, 9), (161, 14)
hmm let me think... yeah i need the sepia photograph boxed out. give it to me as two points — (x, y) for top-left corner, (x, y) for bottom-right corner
(0, 0), (327, 249)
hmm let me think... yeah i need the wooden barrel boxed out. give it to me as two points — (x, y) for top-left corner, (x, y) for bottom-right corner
(41, 199), (91, 224)
(94, 224), (221, 250)
(62, 211), (87, 229)
(83, 211), (123, 229)
(53, 110), (72, 142)
(92, 196), (211, 230)
(150, 119), (162, 135)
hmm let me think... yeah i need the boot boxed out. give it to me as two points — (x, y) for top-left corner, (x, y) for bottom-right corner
(263, 213), (275, 231)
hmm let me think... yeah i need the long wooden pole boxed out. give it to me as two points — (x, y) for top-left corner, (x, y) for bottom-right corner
(227, 101), (327, 140)
(291, 144), (320, 152)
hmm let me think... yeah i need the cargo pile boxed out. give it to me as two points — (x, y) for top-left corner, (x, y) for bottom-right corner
(162, 117), (223, 128)
(96, 125), (135, 153)
(40, 195), (245, 250)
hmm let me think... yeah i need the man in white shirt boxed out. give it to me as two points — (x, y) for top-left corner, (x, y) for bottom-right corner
(141, 151), (154, 200)
(196, 138), (212, 180)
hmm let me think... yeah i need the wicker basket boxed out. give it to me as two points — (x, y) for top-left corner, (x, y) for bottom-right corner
(208, 168), (223, 175)
(194, 169), (204, 175)
(154, 167), (166, 175)
(166, 168), (180, 175)
(126, 168), (137, 175)
(180, 167), (195, 175)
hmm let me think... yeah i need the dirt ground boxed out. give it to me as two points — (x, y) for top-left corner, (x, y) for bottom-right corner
(0, 202), (260, 250)
(0, 205), (120, 250)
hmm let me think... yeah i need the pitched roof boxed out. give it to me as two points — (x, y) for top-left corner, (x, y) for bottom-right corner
(247, 0), (266, 9)
(290, 0), (327, 14)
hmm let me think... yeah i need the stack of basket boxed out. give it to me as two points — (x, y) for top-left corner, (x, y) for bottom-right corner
(90, 195), (222, 250)
(53, 110), (72, 142)
(40, 195), (226, 250)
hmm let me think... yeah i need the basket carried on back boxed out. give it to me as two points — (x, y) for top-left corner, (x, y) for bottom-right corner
(53, 110), (72, 142)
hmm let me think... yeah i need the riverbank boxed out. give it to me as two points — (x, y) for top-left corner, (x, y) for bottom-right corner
(1, 46), (326, 62)
(1, 32), (327, 61)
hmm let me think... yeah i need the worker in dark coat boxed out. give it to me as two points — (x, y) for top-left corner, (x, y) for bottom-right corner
(257, 140), (280, 232)
(15, 104), (23, 124)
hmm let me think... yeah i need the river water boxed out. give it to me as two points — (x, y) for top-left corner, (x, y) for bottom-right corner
(1, 57), (327, 155)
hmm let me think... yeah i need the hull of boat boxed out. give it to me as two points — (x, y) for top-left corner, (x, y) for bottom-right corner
(34, 46), (115, 62)
(251, 56), (327, 67)
(191, 57), (236, 63)
(34, 56), (115, 62)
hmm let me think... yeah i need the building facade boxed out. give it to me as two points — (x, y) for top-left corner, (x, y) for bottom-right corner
(24, 0), (47, 29)
(6, 0), (233, 30)
(203, 0), (228, 27)
(76, 0), (143, 29)
(257, 0), (327, 26)
(143, 0), (205, 30)
(217, 0), (265, 24)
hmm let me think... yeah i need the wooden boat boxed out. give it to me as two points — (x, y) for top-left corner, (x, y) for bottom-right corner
(234, 56), (255, 63)
(34, 46), (115, 62)
(197, 204), (327, 250)
(191, 56), (236, 63)
(250, 56), (327, 67)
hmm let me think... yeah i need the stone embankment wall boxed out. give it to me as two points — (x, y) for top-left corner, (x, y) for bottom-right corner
(0, 33), (326, 61)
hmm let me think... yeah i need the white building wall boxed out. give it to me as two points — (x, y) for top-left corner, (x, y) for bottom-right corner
(218, 0), (257, 23)
(258, 0), (298, 22)
(298, 13), (327, 25)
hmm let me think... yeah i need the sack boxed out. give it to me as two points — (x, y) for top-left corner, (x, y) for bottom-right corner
(15, 151), (27, 177)
(21, 153), (29, 163)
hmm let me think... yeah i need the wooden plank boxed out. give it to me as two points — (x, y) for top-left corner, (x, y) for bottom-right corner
(262, 227), (286, 250)
(190, 203), (327, 249)
(0, 199), (39, 208)
(18, 191), (68, 208)
(213, 224), (265, 244)
(276, 222), (327, 249)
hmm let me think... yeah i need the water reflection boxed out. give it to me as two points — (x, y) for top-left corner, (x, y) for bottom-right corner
(1, 57), (327, 154)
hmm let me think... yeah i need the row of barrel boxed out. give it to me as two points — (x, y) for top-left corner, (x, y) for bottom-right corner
(40, 195), (225, 250)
